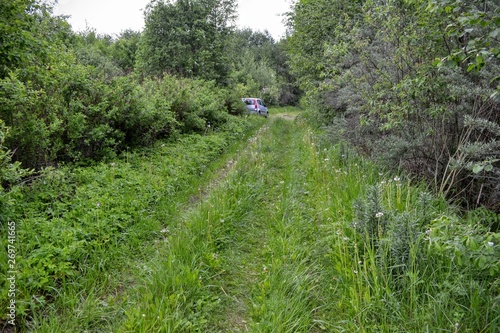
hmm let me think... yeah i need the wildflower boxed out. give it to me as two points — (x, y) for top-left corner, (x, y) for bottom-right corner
(488, 242), (494, 247)
(160, 228), (169, 234)
(110, 162), (116, 167)
(375, 212), (384, 218)
(96, 202), (101, 208)
(324, 158), (329, 161)
(353, 270), (358, 274)
(394, 176), (401, 182)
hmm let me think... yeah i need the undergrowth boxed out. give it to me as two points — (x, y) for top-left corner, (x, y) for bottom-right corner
(1, 109), (499, 332)
(0, 115), (266, 331)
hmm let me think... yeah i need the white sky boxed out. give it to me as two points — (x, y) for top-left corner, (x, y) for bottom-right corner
(53, 0), (291, 40)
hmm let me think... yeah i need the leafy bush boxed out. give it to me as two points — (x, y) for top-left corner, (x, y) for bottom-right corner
(0, 114), (258, 326)
(350, 173), (500, 331)
(0, 49), (239, 168)
(287, 0), (500, 212)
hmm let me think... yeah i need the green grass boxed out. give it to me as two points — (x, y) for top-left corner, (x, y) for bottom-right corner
(1, 108), (499, 332)
(0, 116), (266, 331)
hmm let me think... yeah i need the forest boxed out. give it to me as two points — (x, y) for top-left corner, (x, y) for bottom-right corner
(0, 0), (499, 331)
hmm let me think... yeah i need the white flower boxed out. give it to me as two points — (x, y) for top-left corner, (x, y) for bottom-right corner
(394, 176), (401, 182)
(375, 212), (384, 218)
(487, 242), (494, 247)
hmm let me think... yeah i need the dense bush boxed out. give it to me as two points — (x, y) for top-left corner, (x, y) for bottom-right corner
(287, 0), (500, 212)
(0, 64), (245, 168)
(0, 0), (287, 172)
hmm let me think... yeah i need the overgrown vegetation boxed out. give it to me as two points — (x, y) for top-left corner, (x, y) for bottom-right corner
(287, 0), (500, 213)
(1, 0), (499, 331)
(120, 112), (497, 332)
(0, 0), (299, 172)
(0, 113), (266, 330)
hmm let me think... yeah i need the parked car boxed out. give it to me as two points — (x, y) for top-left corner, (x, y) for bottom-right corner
(242, 98), (269, 118)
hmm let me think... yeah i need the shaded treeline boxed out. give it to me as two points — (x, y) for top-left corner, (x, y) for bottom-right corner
(286, 0), (500, 213)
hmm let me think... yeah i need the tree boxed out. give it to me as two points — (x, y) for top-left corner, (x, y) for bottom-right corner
(110, 30), (141, 74)
(0, 0), (72, 79)
(286, 0), (364, 91)
(286, 0), (500, 211)
(136, 0), (237, 82)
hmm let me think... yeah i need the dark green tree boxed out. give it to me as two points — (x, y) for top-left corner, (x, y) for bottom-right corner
(136, 0), (237, 82)
(0, 0), (72, 79)
(110, 30), (141, 74)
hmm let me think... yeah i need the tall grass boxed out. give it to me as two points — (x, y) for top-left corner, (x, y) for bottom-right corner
(1, 109), (498, 332)
(0, 116), (266, 331)
(113, 112), (499, 332)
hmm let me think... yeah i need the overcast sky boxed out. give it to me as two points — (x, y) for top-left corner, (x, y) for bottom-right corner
(53, 0), (292, 40)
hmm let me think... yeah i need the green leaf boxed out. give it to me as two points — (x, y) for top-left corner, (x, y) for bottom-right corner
(472, 164), (484, 174)
(477, 256), (487, 269)
(490, 28), (500, 39)
(445, 59), (457, 68)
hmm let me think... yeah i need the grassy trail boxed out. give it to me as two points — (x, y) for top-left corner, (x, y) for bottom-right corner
(113, 112), (499, 332)
(16, 109), (499, 332)
(210, 117), (320, 331)
(115, 114), (332, 332)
